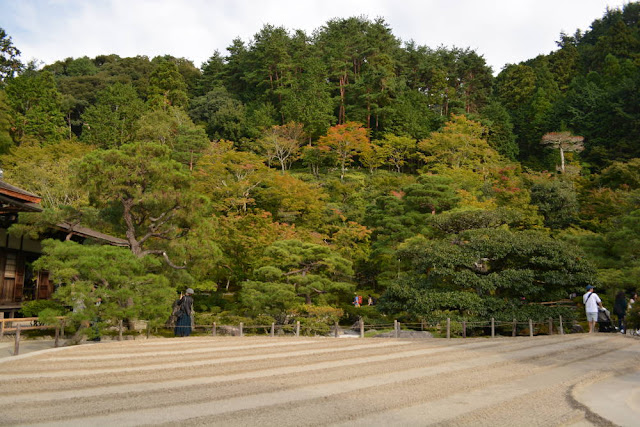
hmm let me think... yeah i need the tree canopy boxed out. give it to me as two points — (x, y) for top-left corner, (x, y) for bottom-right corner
(3, 5), (640, 332)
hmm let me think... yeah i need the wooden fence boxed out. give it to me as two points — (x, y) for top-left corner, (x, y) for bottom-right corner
(175, 321), (303, 337)
(0, 313), (67, 356)
(179, 316), (568, 339)
(395, 316), (567, 339)
(2, 314), (570, 356)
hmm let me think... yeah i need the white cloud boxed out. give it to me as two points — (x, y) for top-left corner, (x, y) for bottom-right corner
(0, 0), (630, 71)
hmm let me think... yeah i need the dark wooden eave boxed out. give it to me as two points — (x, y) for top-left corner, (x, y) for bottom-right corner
(0, 194), (43, 213)
(0, 181), (41, 203)
(56, 223), (130, 247)
(0, 180), (127, 247)
(0, 180), (43, 214)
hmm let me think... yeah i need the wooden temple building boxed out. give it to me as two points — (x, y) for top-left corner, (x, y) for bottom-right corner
(0, 179), (128, 318)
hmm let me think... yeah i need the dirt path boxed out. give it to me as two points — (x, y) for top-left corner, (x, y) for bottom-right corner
(0, 334), (638, 426)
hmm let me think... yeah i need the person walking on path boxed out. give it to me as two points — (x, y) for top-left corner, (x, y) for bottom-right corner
(629, 292), (638, 335)
(613, 291), (627, 334)
(583, 285), (603, 333)
(174, 288), (195, 337)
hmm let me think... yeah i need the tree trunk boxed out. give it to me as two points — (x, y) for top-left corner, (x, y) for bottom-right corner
(366, 92), (371, 129)
(66, 323), (88, 346)
(339, 74), (347, 124)
(122, 198), (142, 257)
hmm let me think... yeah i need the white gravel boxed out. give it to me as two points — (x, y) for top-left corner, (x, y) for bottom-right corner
(0, 334), (637, 426)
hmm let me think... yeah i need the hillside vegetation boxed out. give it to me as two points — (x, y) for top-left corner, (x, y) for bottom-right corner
(1, 4), (640, 333)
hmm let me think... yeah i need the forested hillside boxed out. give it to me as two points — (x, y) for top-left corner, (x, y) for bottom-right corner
(1, 4), (640, 333)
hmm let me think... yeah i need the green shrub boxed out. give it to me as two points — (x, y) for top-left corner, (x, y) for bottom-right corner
(298, 317), (332, 336)
(276, 305), (344, 336)
(627, 304), (640, 330)
(38, 308), (64, 326)
(20, 300), (66, 318)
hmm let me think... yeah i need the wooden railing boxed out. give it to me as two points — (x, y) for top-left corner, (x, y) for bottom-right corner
(0, 313), (66, 356)
(1, 314), (573, 356)
(180, 316), (569, 338)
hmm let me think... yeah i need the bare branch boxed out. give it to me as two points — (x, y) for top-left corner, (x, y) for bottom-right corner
(283, 261), (324, 276)
(140, 249), (187, 269)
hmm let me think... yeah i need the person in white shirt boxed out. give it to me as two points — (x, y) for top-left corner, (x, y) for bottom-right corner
(583, 285), (603, 333)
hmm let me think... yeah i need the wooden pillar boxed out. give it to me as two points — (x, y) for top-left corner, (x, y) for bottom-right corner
(118, 319), (123, 341)
(529, 319), (533, 337)
(239, 322), (243, 337)
(359, 318), (364, 338)
(421, 319), (425, 331)
(462, 321), (466, 338)
(559, 316), (564, 335)
(512, 319), (517, 337)
(446, 318), (450, 339)
(0, 312), (4, 339)
(212, 322), (216, 336)
(295, 321), (300, 337)
(334, 321), (339, 338)
(491, 318), (495, 338)
(548, 317), (553, 335)
(146, 324), (150, 339)
(394, 320), (398, 338)
(14, 324), (21, 356)
(270, 323), (275, 337)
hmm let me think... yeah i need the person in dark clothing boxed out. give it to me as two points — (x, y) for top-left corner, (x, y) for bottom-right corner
(174, 288), (195, 337)
(613, 291), (627, 334)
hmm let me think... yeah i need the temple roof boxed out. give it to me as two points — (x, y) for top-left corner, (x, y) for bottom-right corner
(55, 223), (130, 247)
(0, 180), (42, 213)
(0, 180), (128, 247)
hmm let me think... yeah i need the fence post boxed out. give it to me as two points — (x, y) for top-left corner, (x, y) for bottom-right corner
(529, 319), (533, 337)
(394, 320), (398, 338)
(462, 321), (466, 338)
(14, 324), (21, 356)
(54, 323), (60, 348)
(334, 321), (339, 338)
(421, 319), (425, 331)
(548, 317), (553, 335)
(559, 316), (564, 335)
(446, 318), (450, 339)
(295, 321), (300, 337)
(146, 323), (150, 339)
(239, 322), (243, 337)
(0, 312), (4, 339)
(270, 323), (275, 337)
(212, 322), (216, 336)
(359, 318), (364, 338)
(512, 319), (517, 337)
(490, 318), (495, 338)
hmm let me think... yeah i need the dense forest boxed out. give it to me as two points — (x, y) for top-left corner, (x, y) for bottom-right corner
(1, 3), (640, 334)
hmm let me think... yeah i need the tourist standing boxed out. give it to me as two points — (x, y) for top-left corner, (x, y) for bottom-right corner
(613, 291), (627, 333)
(583, 285), (603, 333)
(174, 288), (195, 337)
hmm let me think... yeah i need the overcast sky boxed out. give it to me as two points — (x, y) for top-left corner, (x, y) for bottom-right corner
(0, 0), (631, 74)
